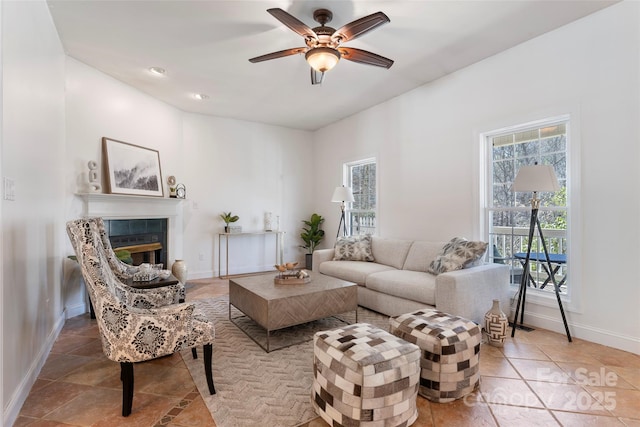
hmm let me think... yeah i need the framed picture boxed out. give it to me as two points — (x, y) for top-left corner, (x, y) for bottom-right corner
(102, 137), (164, 197)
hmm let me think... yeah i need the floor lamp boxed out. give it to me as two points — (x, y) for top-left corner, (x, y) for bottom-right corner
(511, 164), (572, 342)
(331, 185), (354, 238)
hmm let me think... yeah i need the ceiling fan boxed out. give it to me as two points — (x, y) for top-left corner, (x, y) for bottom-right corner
(249, 8), (394, 85)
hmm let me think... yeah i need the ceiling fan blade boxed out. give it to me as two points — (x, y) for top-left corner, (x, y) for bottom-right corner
(249, 47), (307, 63)
(267, 8), (318, 41)
(338, 47), (394, 69)
(331, 12), (390, 43)
(310, 68), (324, 85)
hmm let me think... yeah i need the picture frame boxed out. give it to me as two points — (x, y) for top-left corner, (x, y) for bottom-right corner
(102, 137), (164, 197)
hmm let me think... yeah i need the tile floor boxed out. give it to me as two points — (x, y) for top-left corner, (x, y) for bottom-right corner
(14, 277), (640, 427)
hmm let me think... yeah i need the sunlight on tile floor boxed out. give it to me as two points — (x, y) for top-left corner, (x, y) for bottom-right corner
(14, 277), (640, 427)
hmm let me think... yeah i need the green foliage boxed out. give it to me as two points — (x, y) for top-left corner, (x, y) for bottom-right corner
(219, 212), (240, 225)
(115, 250), (133, 265)
(541, 187), (567, 230)
(300, 213), (325, 254)
(68, 249), (133, 265)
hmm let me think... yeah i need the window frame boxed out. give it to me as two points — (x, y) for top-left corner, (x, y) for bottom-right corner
(479, 113), (581, 310)
(343, 157), (378, 236)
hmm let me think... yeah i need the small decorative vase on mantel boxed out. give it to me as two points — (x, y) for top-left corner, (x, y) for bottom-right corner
(484, 299), (508, 347)
(172, 260), (188, 284)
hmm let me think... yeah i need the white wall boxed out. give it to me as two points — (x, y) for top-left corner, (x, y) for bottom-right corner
(182, 114), (313, 278)
(64, 58), (186, 317)
(2, 0), (66, 423)
(64, 59), (314, 283)
(313, 2), (639, 353)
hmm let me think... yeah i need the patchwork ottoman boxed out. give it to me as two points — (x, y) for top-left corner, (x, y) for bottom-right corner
(389, 309), (481, 403)
(311, 323), (421, 427)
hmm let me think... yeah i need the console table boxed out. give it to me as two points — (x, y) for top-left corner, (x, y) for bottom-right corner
(218, 231), (284, 278)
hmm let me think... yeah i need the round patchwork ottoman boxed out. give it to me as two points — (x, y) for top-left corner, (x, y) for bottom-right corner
(389, 309), (481, 403)
(311, 323), (421, 427)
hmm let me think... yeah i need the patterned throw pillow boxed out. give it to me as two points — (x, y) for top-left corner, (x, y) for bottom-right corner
(427, 237), (488, 274)
(333, 234), (375, 262)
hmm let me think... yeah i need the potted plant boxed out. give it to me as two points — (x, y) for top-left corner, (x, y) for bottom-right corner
(300, 213), (325, 269)
(220, 211), (239, 233)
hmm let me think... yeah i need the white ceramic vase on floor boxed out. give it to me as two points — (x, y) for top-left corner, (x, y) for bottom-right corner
(484, 299), (508, 347)
(172, 259), (188, 283)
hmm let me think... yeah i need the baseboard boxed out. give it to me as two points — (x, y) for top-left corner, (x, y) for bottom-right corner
(3, 309), (67, 427)
(516, 311), (640, 355)
(65, 301), (87, 319)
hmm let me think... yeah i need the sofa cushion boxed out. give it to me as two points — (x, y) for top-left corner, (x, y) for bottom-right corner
(365, 270), (436, 306)
(319, 260), (395, 285)
(333, 234), (374, 262)
(427, 238), (488, 274)
(371, 237), (413, 269)
(402, 241), (447, 272)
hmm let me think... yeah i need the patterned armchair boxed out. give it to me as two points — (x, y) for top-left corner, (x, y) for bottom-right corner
(67, 218), (216, 416)
(92, 217), (186, 305)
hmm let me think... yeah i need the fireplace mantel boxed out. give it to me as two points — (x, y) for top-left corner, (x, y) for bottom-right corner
(76, 193), (182, 219)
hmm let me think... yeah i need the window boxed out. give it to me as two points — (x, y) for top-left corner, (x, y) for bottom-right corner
(484, 118), (569, 295)
(344, 158), (377, 235)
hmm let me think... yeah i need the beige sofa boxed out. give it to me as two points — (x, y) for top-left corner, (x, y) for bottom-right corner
(312, 236), (510, 325)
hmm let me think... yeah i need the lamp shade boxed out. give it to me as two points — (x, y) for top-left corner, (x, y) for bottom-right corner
(512, 165), (560, 192)
(306, 47), (340, 72)
(331, 186), (355, 203)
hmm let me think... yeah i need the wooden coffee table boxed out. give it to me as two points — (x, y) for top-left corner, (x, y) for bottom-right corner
(229, 272), (357, 352)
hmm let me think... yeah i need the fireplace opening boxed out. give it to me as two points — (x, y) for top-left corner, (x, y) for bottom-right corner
(104, 219), (168, 267)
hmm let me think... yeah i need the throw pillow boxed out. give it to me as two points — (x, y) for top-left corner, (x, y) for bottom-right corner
(333, 234), (375, 262)
(427, 237), (488, 274)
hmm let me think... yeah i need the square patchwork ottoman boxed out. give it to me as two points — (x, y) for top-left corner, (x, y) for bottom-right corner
(311, 323), (421, 427)
(389, 309), (481, 403)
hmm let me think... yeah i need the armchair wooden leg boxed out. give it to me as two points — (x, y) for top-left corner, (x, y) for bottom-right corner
(204, 344), (216, 395)
(192, 348), (198, 359)
(120, 362), (134, 417)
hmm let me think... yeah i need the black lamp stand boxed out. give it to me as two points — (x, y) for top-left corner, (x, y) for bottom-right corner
(336, 202), (348, 238)
(511, 195), (572, 342)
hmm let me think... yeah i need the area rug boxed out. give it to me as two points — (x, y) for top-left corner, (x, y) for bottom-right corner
(181, 296), (389, 427)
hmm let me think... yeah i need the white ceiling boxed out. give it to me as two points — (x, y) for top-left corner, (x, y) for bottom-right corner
(47, 0), (617, 131)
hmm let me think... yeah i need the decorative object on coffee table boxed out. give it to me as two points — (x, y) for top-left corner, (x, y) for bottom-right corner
(312, 323), (420, 427)
(390, 308), (481, 403)
(484, 299), (508, 347)
(172, 259), (188, 283)
(274, 262), (310, 284)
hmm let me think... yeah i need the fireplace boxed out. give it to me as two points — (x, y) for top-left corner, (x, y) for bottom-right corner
(104, 218), (167, 267)
(76, 193), (183, 269)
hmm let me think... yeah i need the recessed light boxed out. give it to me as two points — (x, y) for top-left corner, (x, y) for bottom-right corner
(148, 67), (166, 76)
(194, 93), (209, 100)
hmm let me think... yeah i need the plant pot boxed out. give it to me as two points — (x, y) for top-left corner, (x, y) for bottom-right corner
(305, 253), (313, 270)
(224, 225), (229, 233)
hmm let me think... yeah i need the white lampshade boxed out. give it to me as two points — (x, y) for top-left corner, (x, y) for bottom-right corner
(331, 186), (354, 203)
(512, 165), (560, 192)
(306, 47), (341, 72)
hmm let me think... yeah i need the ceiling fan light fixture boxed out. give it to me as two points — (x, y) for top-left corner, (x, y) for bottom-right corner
(305, 47), (340, 72)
